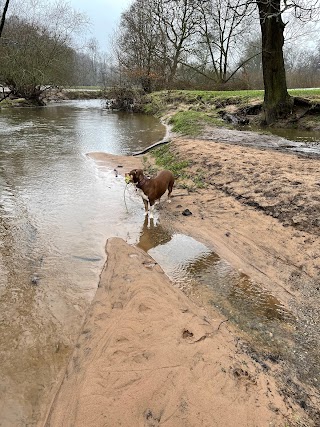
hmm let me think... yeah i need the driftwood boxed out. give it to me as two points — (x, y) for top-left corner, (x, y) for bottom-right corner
(132, 140), (170, 156)
(0, 86), (12, 103)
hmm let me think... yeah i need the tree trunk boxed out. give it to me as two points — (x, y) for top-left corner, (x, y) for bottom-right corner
(257, 0), (293, 124)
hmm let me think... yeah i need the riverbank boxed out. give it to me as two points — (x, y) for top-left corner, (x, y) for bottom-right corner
(44, 120), (320, 426)
(43, 238), (305, 427)
(142, 89), (320, 132)
(149, 134), (320, 424)
(0, 87), (104, 108)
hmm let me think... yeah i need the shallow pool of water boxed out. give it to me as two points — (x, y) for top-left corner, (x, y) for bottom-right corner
(250, 126), (320, 155)
(142, 228), (295, 347)
(137, 223), (319, 392)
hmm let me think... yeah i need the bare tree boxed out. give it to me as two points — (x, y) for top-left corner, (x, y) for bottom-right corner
(115, 0), (257, 89)
(0, 0), (88, 103)
(86, 38), (99, 82)
(189, 0), (257, 85)
(153, 0), (200, 85)
(116, 0), (165, 92)
(238, 38), (263, 88)
(114, 0), (320, 113)
(285, 43), (320, 88)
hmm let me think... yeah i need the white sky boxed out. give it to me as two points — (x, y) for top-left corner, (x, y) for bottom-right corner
(2, 0), (133, 52)
(67, 0), (133, 51)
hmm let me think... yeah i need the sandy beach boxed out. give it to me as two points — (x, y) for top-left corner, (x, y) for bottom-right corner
(42, 130), (320, 426)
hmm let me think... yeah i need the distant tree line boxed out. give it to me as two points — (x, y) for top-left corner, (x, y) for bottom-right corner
(113, 0), (320, 93)
(0, 0), (107, 103)
(112, 0), (320, 122)
(1, 0), (320, 121)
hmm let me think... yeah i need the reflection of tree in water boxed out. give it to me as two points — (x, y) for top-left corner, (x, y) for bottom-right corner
(184, 252), (220, 277)
(137, 217), (290, 321)
(136, 216), (173, 252)
(228, 274), (293, 322)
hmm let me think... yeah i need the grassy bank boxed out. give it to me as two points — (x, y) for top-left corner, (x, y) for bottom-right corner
(143, 144), (207, 191)
(144, 88), (320, 115)
(142, 88), (320, 135)
(62, 87), (104, 99)
(140, 87), (320, 191)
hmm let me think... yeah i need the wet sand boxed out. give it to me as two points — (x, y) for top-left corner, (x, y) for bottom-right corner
(159, 137), (320, 424)
(43, 131), (320, 426)
(43, 238), (301, 427)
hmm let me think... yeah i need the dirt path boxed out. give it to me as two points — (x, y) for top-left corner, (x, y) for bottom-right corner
(44, 131), (320, 426)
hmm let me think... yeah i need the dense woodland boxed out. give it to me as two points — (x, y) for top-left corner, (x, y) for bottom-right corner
(1, 0), (320, 119)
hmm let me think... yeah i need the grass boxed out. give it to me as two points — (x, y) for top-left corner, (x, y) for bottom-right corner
(65, 85), (102, 90)
(147, 89), (264, 108)
(151, 145), (189, 178)
(143, 89), (264, 128)
(144, 87), (320, 138)
(145, 144), (207, 191)
(168, 110), (223, 136)
(169, 89), (264, 102)
(145, 88), (320, 114)
(289, 88), (320, 98)
(0, 97), (36, 108)
(193, 169), (207, 189)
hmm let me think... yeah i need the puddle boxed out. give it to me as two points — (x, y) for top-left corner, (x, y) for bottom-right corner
(263, 127), (320, 145)
(228, 274), (292, 321)
(136, 220), (320, 389)
(138, 223), (320, 396)
(207, 126), (320, 156)
(137, 221), (293, 326)
(247, 126), (320, 155)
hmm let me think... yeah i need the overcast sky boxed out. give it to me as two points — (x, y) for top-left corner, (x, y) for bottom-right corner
(64, 0), (133, 52)
(3, 0), (133, 52)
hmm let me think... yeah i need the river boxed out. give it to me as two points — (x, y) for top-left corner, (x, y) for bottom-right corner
(0, 99), (168, 426)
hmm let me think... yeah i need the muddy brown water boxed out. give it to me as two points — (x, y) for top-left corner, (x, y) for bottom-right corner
(0, 100), (318, 426)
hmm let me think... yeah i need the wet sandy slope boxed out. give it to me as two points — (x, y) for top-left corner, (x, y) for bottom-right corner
(78, 134), (320, 425)
(43, 238), (304, 427)
(159, 136), (320, 423)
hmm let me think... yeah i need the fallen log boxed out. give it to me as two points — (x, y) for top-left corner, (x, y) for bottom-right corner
(132, 139), (170, 156)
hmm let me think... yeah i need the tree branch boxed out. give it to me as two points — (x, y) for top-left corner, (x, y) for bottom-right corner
(0, 0), (10, 38)
(180, 49), (261, 85)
